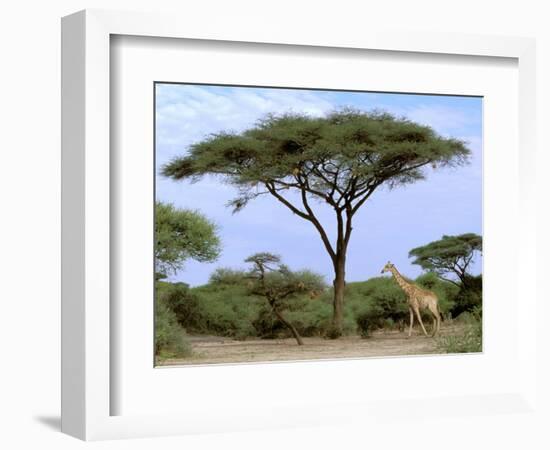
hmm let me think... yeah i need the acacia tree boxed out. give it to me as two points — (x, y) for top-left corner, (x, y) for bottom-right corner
(409, 233), (482, 288)
(155, 201), (221, 277)
(163, 109), (470, 335)
(245, 252), (325, 345)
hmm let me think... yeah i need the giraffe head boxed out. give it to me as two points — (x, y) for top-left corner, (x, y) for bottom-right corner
(380, 261), (395, 274)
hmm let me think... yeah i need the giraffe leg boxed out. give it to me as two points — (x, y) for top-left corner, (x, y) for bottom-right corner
(414, 307), (429, 336)
(428, 304), (440, 337)
(408, 307), (414, 337)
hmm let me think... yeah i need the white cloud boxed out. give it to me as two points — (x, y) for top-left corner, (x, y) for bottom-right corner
(155, 84), (335, 168)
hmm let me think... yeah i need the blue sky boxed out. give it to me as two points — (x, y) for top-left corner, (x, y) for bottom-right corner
(155, 83), (482, 287)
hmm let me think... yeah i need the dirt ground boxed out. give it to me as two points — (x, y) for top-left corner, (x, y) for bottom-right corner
(158, 323), (466, 367)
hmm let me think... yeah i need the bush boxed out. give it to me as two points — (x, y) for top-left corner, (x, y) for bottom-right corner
(157, 281), (205, 331)
(451, 277), (482, 318)
(252, 291), (335, 339)
(156, 279), (258, 339)
(324, 324), (343, 340)
(155, 298), (192, 360)
(155, 269), (468, 341)
(345, 277), (409, 336)
(160, 266), (333, 340)
(285, 297), (333, 337)
(355, 313), (371, 338)
(437, 306), (482, 353)
(252, 305), (287, 338)
(190, 282), (260, 339)
(209, 268), (248, 285)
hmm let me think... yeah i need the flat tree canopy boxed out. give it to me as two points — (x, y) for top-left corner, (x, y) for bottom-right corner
(163, 109), (471, 334)
(155, 201), (221, 276)
(409, 233), (482, 287)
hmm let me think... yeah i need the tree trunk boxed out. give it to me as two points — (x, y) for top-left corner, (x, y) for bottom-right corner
(273, 308), (304, 345)
(331, 254), (346, 337)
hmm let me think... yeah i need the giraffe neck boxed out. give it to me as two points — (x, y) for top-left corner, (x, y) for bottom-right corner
(390, 267), (412, 292)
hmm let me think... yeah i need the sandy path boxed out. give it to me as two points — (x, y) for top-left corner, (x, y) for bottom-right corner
(159, 324), (465, 367)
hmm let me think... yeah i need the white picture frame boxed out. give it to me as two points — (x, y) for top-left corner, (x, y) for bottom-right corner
(61, 9), (538, 441)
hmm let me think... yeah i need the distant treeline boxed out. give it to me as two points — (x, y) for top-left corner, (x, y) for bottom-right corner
(155, 268), (482, 359)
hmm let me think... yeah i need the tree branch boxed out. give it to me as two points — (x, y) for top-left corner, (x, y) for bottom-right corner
(300, 187), (337, 261)
(350, 182), (380, 215)
(343, 205), (353, 247)
(272, 178), (330, 204)
(265, 182), (311, 221)
(265, 182), (336, 261)
(436, 275), (462, 288)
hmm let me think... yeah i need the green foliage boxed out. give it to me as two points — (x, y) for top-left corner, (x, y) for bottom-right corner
(244, 252), (327, 344)
(162, 109), (471, 214)
(410, 235), (482, 319)
(158, 278), (259, 340)
(253, 298), (334, 338)
(245, 252), (326, 309)
(437, 306), (482, 353)
(154, 298), (192, 360)
(245, 252), (281, 270)
(345, 277), (409, 336)
(285, 299), (334, 337)
(156, 256), (331, 341)
(209, 267), (248, 285)
(451, 276), (482, 317)
(189, 282), (259, 340)
(409, 233), (482, 285)
(252, 305), (287, 338)
(157, 281), (205, 331)
(155, 201), (221, 276)
(155, 264), (471, 342)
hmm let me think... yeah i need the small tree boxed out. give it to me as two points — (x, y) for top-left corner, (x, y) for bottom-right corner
(155, 201), (221, 276)
(163, 109), (470, 335)
(245, 253), (325, 345)
(409, 233), (482, 288)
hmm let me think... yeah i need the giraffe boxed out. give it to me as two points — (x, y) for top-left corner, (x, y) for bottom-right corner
(381, 261), (441, 337)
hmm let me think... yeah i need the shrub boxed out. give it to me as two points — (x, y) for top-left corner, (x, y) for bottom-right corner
(252, 292), (335, 339)
(156, 269), (465, 341)
(324, 324), (343, 340)
(189, 283), (260, 339)
(355, 312), (371, 338)
(154, 299), (192, 360)
(345, 277), (409, 336)
(451, 277), (482, 317)
(285, 297), (333, 337)
(437, 306), (482, 353)
(157, 281), (206, 331)
(209, 267), (248, 285)
(156, 278), (259, 339)
(252, 305), (287, 338)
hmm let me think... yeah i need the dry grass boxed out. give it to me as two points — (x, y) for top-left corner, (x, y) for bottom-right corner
(157, 323), (468, 367)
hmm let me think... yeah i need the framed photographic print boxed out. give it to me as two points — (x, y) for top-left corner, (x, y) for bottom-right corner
(153, 82), (482, 367)
(61, 9), (538, 441)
